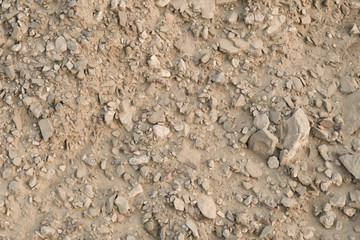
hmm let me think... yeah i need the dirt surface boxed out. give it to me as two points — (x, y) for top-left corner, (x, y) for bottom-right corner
(0, 0), (360, 239)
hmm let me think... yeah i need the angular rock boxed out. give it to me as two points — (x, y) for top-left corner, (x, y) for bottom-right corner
(55, 36), (67, 52)
(267, 156), (279, 169)
(248, 129), (278, 156)
(174, 198), (185, 211)
(342, 90), (360, 135)
(118, 99), (136, 131)
(115, 196), (129, 214)
(218, 38), (239, 54)
(39, 119), (52, 142)
(129, 155), (149, 165)
(40, 226), (56, 237)
(339, 154), (360, 179)
(153, 125), (170, 139)
(280, 108), (310, 165)
(254, 113), (270, 129)
(197, 194), (216, 219)
(319, 211), (336, 229)
(128, 184), (143, 198)
(186, 219), (199, 238)
(29, 103), (43, 118)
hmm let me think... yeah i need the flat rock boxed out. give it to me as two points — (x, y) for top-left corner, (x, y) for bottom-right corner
(342, 90), (360, 135)
(254, 113), (269, 129)
(129, 155), (149, 165)
(55, 36), (67, 52)
(280, 108), (310, 165)
(245, 161), (263, 178)
(339, 154), (360, 179)
(115, 196), (129, 214)
(197, 194), (216, 219)
(39, 119), (52, 142)
(118, 99), (136, 131)
(218, 38), (239, 54)
(174, 198), (185, 211)
(186, 219), (199, 238)
(248, 129), (278, 156)
(192, 0), (215, 19)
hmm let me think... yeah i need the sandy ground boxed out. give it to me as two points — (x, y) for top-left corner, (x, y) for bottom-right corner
(0, 0), (360, 239)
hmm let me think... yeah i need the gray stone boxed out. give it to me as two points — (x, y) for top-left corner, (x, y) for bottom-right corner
(248, 129), (278, 156)
(259, 226), (272, 238)
(186, 219), (199, 238)
(55, 36), (67, 52)
(339, 154), (360, 179)
(218, 38), (239, 54)
(245, 161), (263, 178)
(39, 119), (52, 142)
(174, 198), (185, 211)
(342, 90), (360, 135)
(281, 197), (298, 208)
(129, 155), (149, 165)
(153, 125), (170, 139)
(254, 113), (269, 129)
(280, 108), (310, 165)
(197, 194), (216, 219)
(8, 180), (20, 193)
(40, 226), (56, 237)
(267, 156), (279, 169)
(29, 103), (43, 118)
(319, 211), (336, 229)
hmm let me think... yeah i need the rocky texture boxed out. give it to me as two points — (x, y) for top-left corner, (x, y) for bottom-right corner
(197, 194), (216, 219)
(248, 129), (278, 156)
(280, 108), (310, 165)
(339, 154), (360, 179)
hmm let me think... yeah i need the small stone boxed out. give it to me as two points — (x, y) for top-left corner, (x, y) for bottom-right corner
(153, 125), (170, 139)
(115, 196), (129, 214)
(76, 166), (87, 178)
(156, 0), (170, 7)
(311, 127), (328, 140)
(213, 72), (225, 83)
(281, 197), (298, 208)
(254, 113), (270, 129)
(197, 194), (216, 219)
(301, 15), (312, 25)
(319, 211), (336, 229)
(148, 55), (160, 68)
(318, 144), (331, 161)
(186, 219), (199, 238)
(350, 24), (360, 36)
(174, 198), (185, 211)
(218, 38), (239, 54)
(339, 154), (360, 179)
(235, 94), (246, 107)
(128, 184), (143, 198)
(39, 119), (52, 142)
(8, 180), (20, 193)
(267, 156), (279, 169)
(29, 176), (37, 188)
(259, 226), (272, 238)
(118, 11), (127, 27)
(248, 129), (278, 156)
(104, 110), (115, 124)
(330, 196), (346, 208)
(29, 103), (43, 118)
(40, 226), (56, 237)
(280, 108), (310, 165)
(55, 36), (67, 52)
(245, 161), (263, 178)
(129, 155), (149, 165)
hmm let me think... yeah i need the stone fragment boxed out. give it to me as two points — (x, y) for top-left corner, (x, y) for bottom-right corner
(281, 197), (298, 208)
(115, 196), (129, 214)
(55, 36), (67, 52)
(129, 184), (143, 198)
(40, 226), (56, 237)
(319, 211), (336, 229)
(234, 94), (246, 107)
(104, 110), (115, 124)
(342, 90), (360, 135)
(259, 226), (272, 238)
(8, 180), (20, 193)
(12, 111), (22, 130)
(129, 155), (149, 165)
(197, 194), (216, 219)
(148, 55), (160, 68)
(339, 77), (358, 94)
(39, 119), (52, 142)
(118, 99), (136, 131)
(318, 144), (331, 161)
(297, 172), (312, 186)
(148, 110), (165, 124)
(218, 38), (239, 54)
(106, 194), (116, 213)
(186, 219), (199, 238)
(174, 198), (185, 211)
(254, 113), (269, 129)
(311, 127), (328, 141)
(29, 103), (43, 118)
(192, 0), (215, 19)
(213, 72), (225, 83)
(350, 24), (360, 36)
(245, 161), (263, 178)
(118, 11), (127, 27)
(29, 176), (36, 188)
(301, 15), (311, 25)
(153, 125), (170, 139)
(156, 0), (171, 7)
(280, 108), (310, 165)
(267, 156), (279, 169)
(339, 154), (360, 179)
(248, 129), (278, 156)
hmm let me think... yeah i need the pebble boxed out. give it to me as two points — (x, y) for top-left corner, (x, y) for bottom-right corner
(148, 55), (160, 68)
(153, 125), (170, 139)
(259, 226), (272, 238)
(186, 219), (199, 238)
(197, 194), (216, 219)
(40, 226), (56, 237)
(280, 108), (310, 165)
(253, 113), (270, 129)
(218, 39), (239, 54)
(267, 156), (279, 169)
(55, 36), (67, 52)
(174, 198), (185, 211)
(8, 180), (20, 193)
(319, 211), (336, 229)
(248, 129), (278, 156)
(128, 184), (143, 198)
(245, 161), (263, 178)
(39, 119), (53, 142)
(115, 196), (129, 214)
(129, 155), (149, 165)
